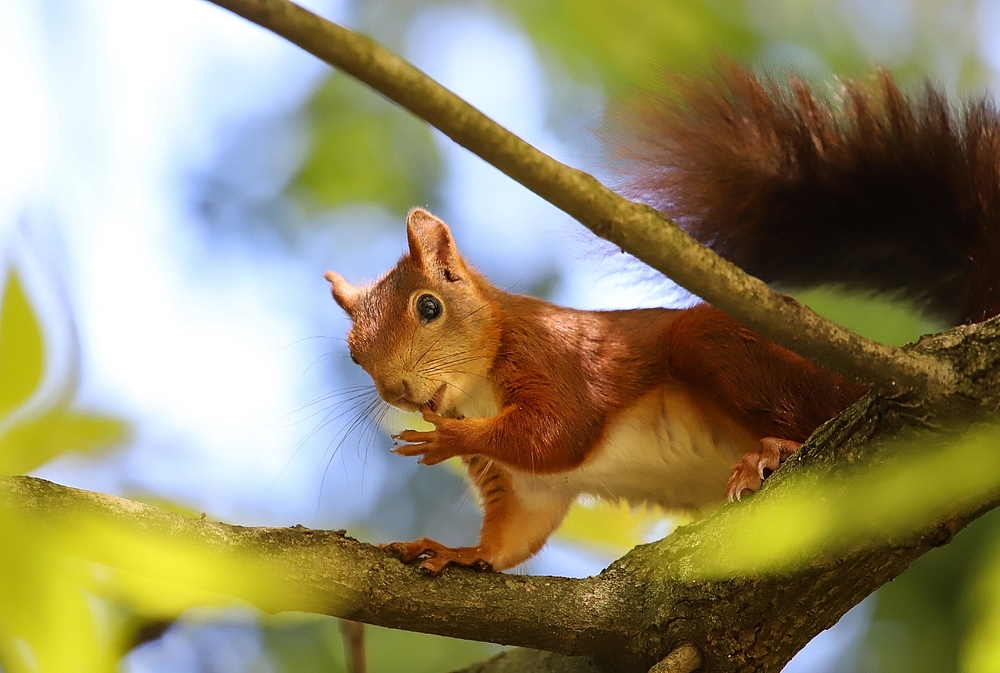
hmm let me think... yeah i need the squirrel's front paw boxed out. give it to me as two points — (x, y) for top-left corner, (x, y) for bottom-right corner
(392, 416), (462, 465)
(390, 439), (447, 465)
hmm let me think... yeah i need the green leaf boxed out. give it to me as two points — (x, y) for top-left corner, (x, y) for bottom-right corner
(672, 425), (1000, 579)
(0, 271), (45, 419)
(0, 411), (129, 475)
(0, 506), (111, 673)
(0, 499), (315, 672)
(292, 74), (442, 213)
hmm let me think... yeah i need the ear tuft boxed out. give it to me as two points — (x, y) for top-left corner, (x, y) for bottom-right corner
(405, 208), (464, 282)
(325, 270), (360, 314)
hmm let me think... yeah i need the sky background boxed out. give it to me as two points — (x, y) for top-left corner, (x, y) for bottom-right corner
(3, 0), (1000, 671)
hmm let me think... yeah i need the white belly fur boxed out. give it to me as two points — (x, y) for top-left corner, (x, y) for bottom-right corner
(508, 386), (756, 511)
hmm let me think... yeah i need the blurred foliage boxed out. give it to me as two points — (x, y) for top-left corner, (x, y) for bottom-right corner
(0, 504), (112, 673)
(0, 268), (190, 672)
(678, 424), (1000, 579)
(0, 270), (128, 474)
(0, 410), (128, 475)
(856, 506), (992, 673)
(962, 524), (1000, 673)
(292, 74), (442, 214)
(0, 271), (44, 418)
(0, 498), (311, 673)
(499, 0), (759, 92)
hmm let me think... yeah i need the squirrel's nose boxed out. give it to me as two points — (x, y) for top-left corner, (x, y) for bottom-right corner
(383, 378), (416, 406)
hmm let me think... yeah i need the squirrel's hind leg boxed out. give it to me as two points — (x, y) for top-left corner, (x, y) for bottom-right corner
(726, 437), (802, 502)
(380, 459), (572, 576)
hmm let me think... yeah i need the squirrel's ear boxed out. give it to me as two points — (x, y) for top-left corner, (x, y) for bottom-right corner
(406, 208), (464, 282)
(324, 270), (360, 314)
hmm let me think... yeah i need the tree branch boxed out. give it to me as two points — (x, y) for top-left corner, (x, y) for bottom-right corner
(8, 308), (1000, 673)
(1, 475), (619, 657)
(203, 0), (953, 398)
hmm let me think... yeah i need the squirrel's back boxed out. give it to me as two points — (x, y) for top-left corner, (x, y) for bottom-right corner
(618, 64), (1000, 325)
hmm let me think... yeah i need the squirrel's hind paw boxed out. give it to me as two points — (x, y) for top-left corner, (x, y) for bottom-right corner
(379, 537), (493, 576)
(726, 437), (802, 502)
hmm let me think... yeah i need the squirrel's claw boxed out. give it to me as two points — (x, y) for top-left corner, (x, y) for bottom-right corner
(392, 429), (433, 445)
(726, 437), (802, 502)
(391, 430), (458, 465)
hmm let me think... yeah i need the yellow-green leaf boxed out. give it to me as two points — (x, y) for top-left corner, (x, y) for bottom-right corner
(0, 499), (316, 672)
(0, 506), (112, 673)
(0, 411), (129, 475)
(0, 271), (45, 419)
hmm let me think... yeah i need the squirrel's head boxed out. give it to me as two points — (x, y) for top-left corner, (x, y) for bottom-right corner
(325, 208), (501, 416)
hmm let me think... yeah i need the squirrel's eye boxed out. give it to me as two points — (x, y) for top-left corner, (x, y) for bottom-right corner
(416, 294), (442, 323)
(350, 353), (359, 365)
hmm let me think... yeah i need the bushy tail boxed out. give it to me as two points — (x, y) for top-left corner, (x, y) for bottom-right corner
(618, 64), (1000, 325)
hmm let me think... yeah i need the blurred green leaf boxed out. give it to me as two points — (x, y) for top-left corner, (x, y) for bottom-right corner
(293, 74), (441, 213)
(672, 424), (1000, 579)
(961, 520), (1000, 673)
(0, 496), (321, 673)
(850, 505), (1000, 673)
(0, 410), (129, 475)
(499, 0), (758, 92)
(0, 506), (113, 673)
(0, 271), (45, 420)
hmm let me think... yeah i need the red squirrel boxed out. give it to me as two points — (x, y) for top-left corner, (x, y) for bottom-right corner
(324, 66), (1000, 575)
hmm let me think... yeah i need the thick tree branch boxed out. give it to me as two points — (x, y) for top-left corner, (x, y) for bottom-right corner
(0, 475), (619, 656)
(8, 309), (1000, 672)
(204, 0), (953, 398)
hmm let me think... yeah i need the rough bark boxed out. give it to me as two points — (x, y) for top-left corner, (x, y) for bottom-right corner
(7, 316), (1000, 672)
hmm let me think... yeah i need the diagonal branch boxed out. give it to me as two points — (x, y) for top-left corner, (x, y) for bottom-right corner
(204, 0), (953, 397)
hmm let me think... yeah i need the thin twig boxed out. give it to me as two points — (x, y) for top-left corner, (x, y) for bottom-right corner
(204, 0), (953, 397)
(339, 620), (367, 673)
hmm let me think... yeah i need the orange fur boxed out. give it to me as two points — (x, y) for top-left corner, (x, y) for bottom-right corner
(663, 304), (866, 442)
(329, 66), (1000, 572)
(328, 209), (866, 574)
